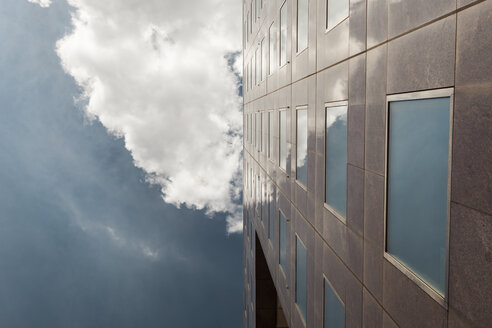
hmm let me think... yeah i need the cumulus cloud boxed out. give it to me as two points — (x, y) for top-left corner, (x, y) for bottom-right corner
(53, 0), (243, 232)
(28, 0), (52, 8)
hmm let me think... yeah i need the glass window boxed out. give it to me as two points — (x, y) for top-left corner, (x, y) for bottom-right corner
(250, 57), (253, 90)
(280, 1), (287, 66)
(255, 0), (259, 20)
(297, 0), (308, 52)
(256, 112), (261, 150)
(296, 108), (308, 187)
(261, 38), (267, 81)
(386, 96), (451, 296)
(279, 110), (287, 170)
(269, 111), (274, 159)
(269, 22), (276, 75)
(261, 182), (266, 222)
(268, 190), (274, 241)
(323, 278), (345, 328)
(325, 104), (347, 217)
(255, 48), (260, 86)
(326, 0), (349, 30)
(250, 3), (253, 34)
(279, 211), (287, 273)
(296, 236), (307, 322)
(262, 112), (267, 153)
(250, 222), (253, 250)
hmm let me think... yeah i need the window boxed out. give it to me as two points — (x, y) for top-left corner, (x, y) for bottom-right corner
(269, 111), (274, 160)
(269, 22), (276, 75)
(261, 181), (266, 222)
(256, 112), (261, 150)
(279, 211), (287, 273)
(246, 12), (250, 42)
(296, 107), (308, 187)
(255, 0), (259, 20)
(248, 114), (252, 143)
(279, 1), (287, 66)
(250, 57), (253, 90)
(296, 236), (307, 322)
(323, 278), (345, 328)
(261, 38), (267, 81)
(268, 190), (274, 241)
(249, 3), (253, 34)
(386, 90), (452, 299)
(325, 102), (347, 218)
(326, 0), (349, 30)
(255, 48), (260, 86)
(279, 109), (287, 171)
(262, 112), (267, 153)
(256, 175), (261, 215)
(297, 0), (308, 52)
(250, 222), (253, 250)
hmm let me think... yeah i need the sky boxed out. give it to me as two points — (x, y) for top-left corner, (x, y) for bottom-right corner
(0, 0), (243, 327)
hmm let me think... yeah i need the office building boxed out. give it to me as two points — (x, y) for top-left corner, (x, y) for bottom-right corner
(242, 0), (492, 327)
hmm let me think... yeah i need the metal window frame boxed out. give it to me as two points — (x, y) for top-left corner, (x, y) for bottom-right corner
(323, 100), (348, 225)
(384, 87), (454, 309)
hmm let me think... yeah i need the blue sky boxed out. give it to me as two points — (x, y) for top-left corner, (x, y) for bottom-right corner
(0, 0), (243, 327)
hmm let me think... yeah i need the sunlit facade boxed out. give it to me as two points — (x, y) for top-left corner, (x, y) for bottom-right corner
(243, 0), (492, 327)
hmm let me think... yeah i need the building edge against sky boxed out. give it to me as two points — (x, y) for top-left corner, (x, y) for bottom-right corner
(242, 0), (492, 327)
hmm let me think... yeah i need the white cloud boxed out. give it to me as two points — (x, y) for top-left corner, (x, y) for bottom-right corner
(28, 0), (52, 8)
(54, 0), (243, 233)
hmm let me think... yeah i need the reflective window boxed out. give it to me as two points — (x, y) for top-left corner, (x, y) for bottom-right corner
(261, 38), (267, 81)
(255, 0), (259, 20)
(387, 96), (451, 296)
(297, 0), (308, 52)
(323, 279), (345, 328)
(250, 57), (253, 90)
(269, 22), (276, 75)
(261, 182), (266, 222)
(280, 1), (287, 66)
(268, 190), (274, 241)
(326, 0), (349, 30)
(296, 236), (307, 322)
(296, 108), (308, 187)
(325, 104), (347, 217)
(279, 211), (287, 272)
(262, 112), (267, 153)
(279, 110), (287, 170)
(256, 113), (261, 150)
(250, 222), (253, 250)
(255, 48), (260, 86)
(269, 111), (274, 159)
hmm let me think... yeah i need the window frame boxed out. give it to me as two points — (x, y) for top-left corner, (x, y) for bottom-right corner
(278, 108), (288, 172)
(323, 100), (348, 224)
(279, 0), (288, 68)
(383, 88), (454, 308)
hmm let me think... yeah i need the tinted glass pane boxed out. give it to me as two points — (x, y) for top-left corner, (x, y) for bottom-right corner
(325, 105), (347, 217)
(297, 0), (308, 52)
(262, 112), (267, 153)
(269, 23), (276, 75)
(280, 2), (287, 66)
(261, 183), (266, 221)
(327, 0), (349, 30)
(269, 111), (274, 159)
(269, 192), (274, 241)
(297, 109), (308, 186)
(279, 110), (287, 170)
(279, 212), (287, 272)
(324, 279), (345, 328)
(296, 237), (307, 321)
(387, 97), (450, 296)
(261, 38), (267, 81)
